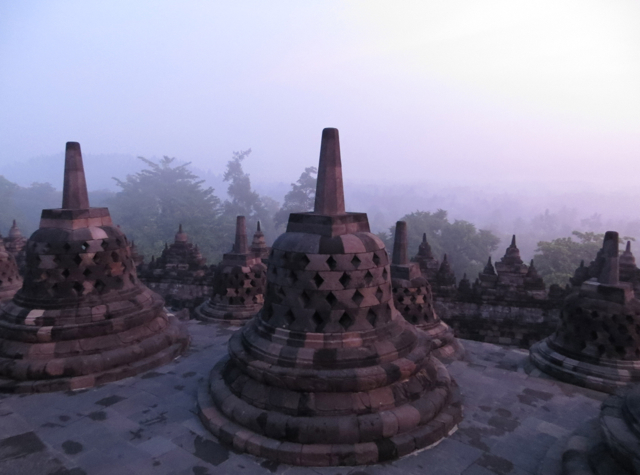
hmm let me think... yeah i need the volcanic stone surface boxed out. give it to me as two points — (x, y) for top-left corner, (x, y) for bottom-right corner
(0, 142), (190, 394)
(530, 231), (640, 393)
(195, 216), (267, 325)
(197, 128), (462, 466)
(391, 221), (464, 361)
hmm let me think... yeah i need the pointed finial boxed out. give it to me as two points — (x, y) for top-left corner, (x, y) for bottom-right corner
(579, 260), (584, 268)
(179, 223), (183, 233)
(314, 128), (345, 215)
(392, 221), (408, 265)
(529, 259), (535, 268)
(443, 253), (449, 263)
(626, 240), (631, 252)
(234, 216), (248, 254)
(12, 220), (16, 226)
(422, 233), (427, 243)
(510, 235), (516, 247)
(62, 142), (90, 209)
(487, 256), (492, 265)
(598, 231), (619, 285)
(257, 221), (261, 232)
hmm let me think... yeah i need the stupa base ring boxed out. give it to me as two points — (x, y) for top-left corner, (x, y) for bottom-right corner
(195, 301), (261, 326)
(419, 321), (465, 361)
(530, 339), (640, 394)
(197, 359), (462, 466)
(0, 315), (190, 394)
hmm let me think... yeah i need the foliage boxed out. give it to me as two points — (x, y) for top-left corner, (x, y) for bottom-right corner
(380, 210), (500, 279)
(221, 149), (279, 246)
(108, 156), (226, 262)
(274, 166), (317, 230)
(532, 231), (634, 286)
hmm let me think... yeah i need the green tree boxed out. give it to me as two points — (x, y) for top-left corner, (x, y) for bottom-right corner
(380, 210), (500, 279)
(532, 231), (629, 286)
(274, 166), (317, 230)
(221, 149), (278, 245)
(109, 156), (226, 262)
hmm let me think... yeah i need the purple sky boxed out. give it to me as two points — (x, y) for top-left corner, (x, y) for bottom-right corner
(1, 1), (639, 188)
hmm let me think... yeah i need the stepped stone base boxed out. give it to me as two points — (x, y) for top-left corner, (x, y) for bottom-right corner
(197, 358), (462, 466)
(530, 339), (640, 394)
(420, 321), (465, 361)
(194, 301), (262, 325)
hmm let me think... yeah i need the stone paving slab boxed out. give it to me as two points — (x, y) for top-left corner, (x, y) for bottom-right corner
(0, 321), (606, 475)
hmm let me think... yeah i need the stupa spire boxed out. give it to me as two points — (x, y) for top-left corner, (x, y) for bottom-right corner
(598, 231), (619, 285)
(313, 128), (345, 215)
(62, 142), (90, 209)
(233, 215), (248, 254)
(392, 221), (408, 265)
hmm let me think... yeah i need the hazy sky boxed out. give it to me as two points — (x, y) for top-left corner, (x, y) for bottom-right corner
(1, 1), (639, 187)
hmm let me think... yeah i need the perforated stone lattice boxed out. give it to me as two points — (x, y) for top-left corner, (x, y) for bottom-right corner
(260, 247), (392, 333)
(23, 233), (137, 300)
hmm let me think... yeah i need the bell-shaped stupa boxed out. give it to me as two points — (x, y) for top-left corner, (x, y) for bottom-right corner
(391, 221), (464, 360)
(197, 129), (462, 466)
(4, 220), (28, 275)
(0, 239), (23, 302)
(530, 231), (640, 393)
(194, 216), (267, 325)
(251, 221), (270, 262)
(0, 142), (190, 393)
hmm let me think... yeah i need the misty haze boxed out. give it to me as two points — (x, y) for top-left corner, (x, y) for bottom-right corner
(0, 2), (639, 474)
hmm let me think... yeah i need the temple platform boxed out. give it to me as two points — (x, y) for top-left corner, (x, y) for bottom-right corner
(0, 320), (609, 475)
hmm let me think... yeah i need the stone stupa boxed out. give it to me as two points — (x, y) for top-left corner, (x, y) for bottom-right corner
(391, 221), (464, 360)
(0, 142), (190, 393)
(140, 224), (211, 312)
(0, 238), (23, 303)
(530, 231), (640, 393)
(194, 216), (267, 325)
(197, 128), (462, 466)
(4, 220), (28, 274)
(251, 221), (270, 262)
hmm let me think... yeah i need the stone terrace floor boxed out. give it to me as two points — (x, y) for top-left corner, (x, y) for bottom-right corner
(0, 320), (608, 475)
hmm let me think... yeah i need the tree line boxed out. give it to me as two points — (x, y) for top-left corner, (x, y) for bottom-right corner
(0, 152), (621, 288)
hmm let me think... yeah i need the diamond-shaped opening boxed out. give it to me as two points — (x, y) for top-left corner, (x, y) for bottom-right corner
(364, 270), (374, 285)
(382, 268), (388, 280)
(73, 254), (83, 266)
(326, 291), (337, 307)
(63, 243), (71, 251)
(339, 312), (354, 329)
(115, 238), (122, 247)
(101, 240), (109, 250)
(313, 273), (324, 288)
(404, 305), (411, 313)
(61, 268), (70, 278)
(351, 255), (361, 268)
(352, 289), (364, 306)
(300, 254), (310, 268)
(94, 280), (106, 292)
(111, 251), (120, 263)
(312, 311), (323, 329)
(375, 286), (384, 302)
(339, 272), (351, 288)
(300, 290), (311, 308)
(288, 269), (298, 284)
(284, 309), (295, 325)
(372, 253), (381, 266)
(93, 254), (101, 264)
(81, 242), (90, 251)
(326, 255), (337, 270)
(367, 309), (377, 327)
(83, 268), (92, 277)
